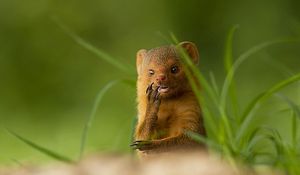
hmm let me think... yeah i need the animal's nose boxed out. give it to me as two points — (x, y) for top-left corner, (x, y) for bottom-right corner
(156, 75), (166, 81)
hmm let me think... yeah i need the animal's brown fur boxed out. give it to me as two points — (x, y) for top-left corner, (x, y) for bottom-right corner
(131, 41), (206, 158)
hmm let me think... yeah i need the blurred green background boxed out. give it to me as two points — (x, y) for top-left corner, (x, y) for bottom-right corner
(0, 0), (300, 165)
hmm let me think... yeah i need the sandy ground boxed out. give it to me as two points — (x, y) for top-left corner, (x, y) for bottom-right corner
(0, 152), (281, 175)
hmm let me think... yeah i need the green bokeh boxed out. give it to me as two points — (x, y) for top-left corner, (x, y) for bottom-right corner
(0, 0), (299, 165)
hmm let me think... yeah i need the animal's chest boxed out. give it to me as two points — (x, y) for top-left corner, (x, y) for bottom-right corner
(154, 103), (176, 138)
(158, 100), (176, 122)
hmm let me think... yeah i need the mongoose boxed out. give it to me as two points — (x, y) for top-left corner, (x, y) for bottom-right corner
(130, 41), (206, 157)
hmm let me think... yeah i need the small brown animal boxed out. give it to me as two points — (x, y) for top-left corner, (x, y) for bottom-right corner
(130, 41), (206, 157)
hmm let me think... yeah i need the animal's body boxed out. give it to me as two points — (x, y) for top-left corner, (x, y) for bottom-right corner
(131, 42), (206, 157)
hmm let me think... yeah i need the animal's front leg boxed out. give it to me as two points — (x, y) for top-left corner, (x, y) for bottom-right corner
(145, 82), (161, 119)
(132, 130), (205, 152)
(131, 83), (161, 149)
(131, 134), (189, 151)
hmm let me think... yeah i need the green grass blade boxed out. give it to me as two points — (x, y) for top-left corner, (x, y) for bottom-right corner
(246, 135), (267, 154)
(224, 25), (240, 119)
(51, 17), (134, 74)
(242, 126), (281, 162)
(79, 79), (135, 159)
(243, 126), (285, 165)
(209, 71), (219, 97)
(186, 131), (221, 151)
(170, 34), (219, 107)
(243, 127), (264, 153)
(201, 106), (219, 140)
(264, 127), (284, 156)
(292, 111), (298, 146)
(156, 31), (173, 44)
(6, 129), (73, 163)
(170, 32), (180, 44)
(79, 80), (120, 159)
(276, 94), (300, 120)
(236, 73), (300, 141)
(224, 24), (239, 73)
(250, 152), (276, 165)
(220, 38), (299, 146)
(276, 94), (300, 146)
(220, 38), (299, 116)
(261, 55), (294, 77)
(171, 33), (232, 145)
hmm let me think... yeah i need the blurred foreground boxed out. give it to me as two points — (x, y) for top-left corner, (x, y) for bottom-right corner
(0, 152), (282, 175)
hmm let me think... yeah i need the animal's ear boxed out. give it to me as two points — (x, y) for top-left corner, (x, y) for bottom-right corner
(178, 41), (199, 65)
(136, 49), (147, 74)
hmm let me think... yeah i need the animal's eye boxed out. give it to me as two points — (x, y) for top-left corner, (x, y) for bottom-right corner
(171, 66), (179, 74)
(149, 69), (155, 76)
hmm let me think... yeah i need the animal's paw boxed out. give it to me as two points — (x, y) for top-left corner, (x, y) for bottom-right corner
(146, 83), (161, 108)
(130, 140), (153, 151)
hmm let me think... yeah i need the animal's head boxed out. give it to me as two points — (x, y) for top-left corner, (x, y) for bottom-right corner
(136, 41), (199, 98)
